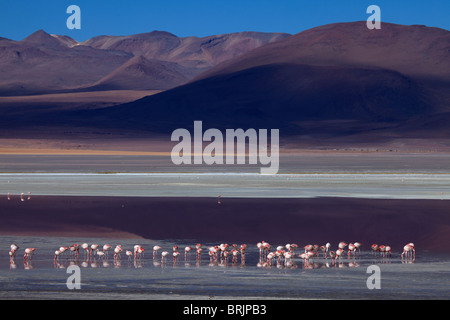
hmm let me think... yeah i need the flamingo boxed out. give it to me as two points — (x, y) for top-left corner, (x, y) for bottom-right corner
(348, 243), (356, 258)
(231, 249), (239, 263)
(90, 244), (99, 256)
(161, 251), (169, 263)
(81, 243), (90, 258)
(96, 250), (105, 260)
(54, 250), (62, 260)
(257, 242), (263, 257)
(328, 251), (337, 264)
(184, 247), (193, 260)
(354, 242), (361, 253)
(114, 245), (123, 260)
(125, 250), (133, 261)
(378, 245), (386, 258)
(153, 245), (162, 259)
(23, 248), (36, 261)
(299, 251), (314, 263)
(7, 192), (11, 200)
(103, 244), (112, 257)
(338, 242), (348, 250)
(304, 244), (313, 253)
(402, 243), (415, 259)
(9, 244), (19, 259)
(262, 242), (271, 255)
(320, 242), (331, 258)
(266, 252), (275, 265)
(196, 247), (203, 260)
(290, 243), (299, 253)
(275, 249), (285, 263)
(284, 251), (294, 265)
(173, 251), (180, 262)
(371, 244), (379, 256)
(20, 193), (25, 202)
(69, 244), (80, 258)
(59, 246), (69, 257)
(313, 244), (320, 256)
(336, 249), (345, 261)
(208, 246), (218, 261)
(222, 250), (230, 262)
(385, 245), (392, 258)
(134, 245), (144, 259)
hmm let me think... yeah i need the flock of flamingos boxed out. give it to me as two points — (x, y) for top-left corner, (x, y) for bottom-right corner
(9, 241), (416, 268)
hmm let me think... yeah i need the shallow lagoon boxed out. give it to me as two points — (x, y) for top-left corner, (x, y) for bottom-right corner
(1, 236), (449, 300)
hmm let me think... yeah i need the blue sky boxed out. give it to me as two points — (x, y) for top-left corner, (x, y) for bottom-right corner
(1, 0), (449, 41)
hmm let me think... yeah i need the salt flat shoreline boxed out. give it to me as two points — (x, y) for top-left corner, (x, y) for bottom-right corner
(1, 195), (449, 253)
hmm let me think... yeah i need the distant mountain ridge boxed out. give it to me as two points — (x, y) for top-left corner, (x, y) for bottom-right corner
(0, 29), (290, 95)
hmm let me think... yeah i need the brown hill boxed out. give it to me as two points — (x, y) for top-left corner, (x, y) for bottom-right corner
(196, 22), (450, 82)
(76, 22), (449, 139)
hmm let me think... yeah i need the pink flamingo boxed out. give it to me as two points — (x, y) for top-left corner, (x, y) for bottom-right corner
(336, 248), (345, 261)
(114, 245), (123, 260)
(173, 251), (180, 262)
(23, 248), (36, 261)
(328, 251), (337, 264)
(348, 243), (356, 259)
(231, 249), (239, 263)
(54, 250), (62, 261)
(81, 243), (90, 258)
(401, 243), (415, 260)
(103, 244), (112, 257)
(371, 244), (379, 256)
(385, 245), (392, 258)
(125, 250), (133, 261)
(90, 244), (99, 256)
(9, 244), (19, 260)
(134, 245), (144, 259)
(338, 242), (347, 250)
(153, 245), (162, 259)
(69, 244), (80, 258)
(184, 247), (193, 260)
(266, 252), (275, 265)
(195, 244), (203, 259)
(161, 251), (169, 263)
(378, 245), (386, 258)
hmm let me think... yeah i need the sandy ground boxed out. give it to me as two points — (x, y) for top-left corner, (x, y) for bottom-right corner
(1, 195), (449, 253)
(0, 90), (161, 110)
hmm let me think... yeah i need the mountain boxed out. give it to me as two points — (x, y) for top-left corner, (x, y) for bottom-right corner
(87, 55), (190, 91)
(196, 22), (450, 82)
(0, 30), (290, 95)
(0, 30), (132, 95)
(79, 22), (450, 139)
(81, 31), (290, 70)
